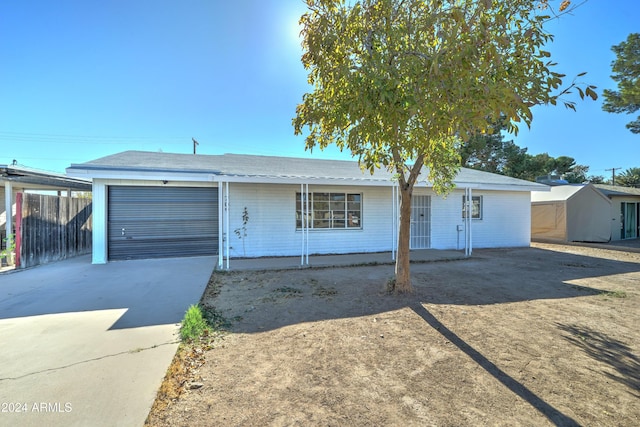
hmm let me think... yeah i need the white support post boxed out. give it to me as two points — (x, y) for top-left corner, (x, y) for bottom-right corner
(300, 183), (310, 266)
(391, 183), (397, 260)
(225, 181), (230, 270)
(92, 181), (108, 264)
(469, 187), (473, 257)
(305, 183), (309, 265)
(300, 183), (305, 266)
(4, 181), (12, 241)
(465, 187), (473, 257)
(218, 182), (223, 269)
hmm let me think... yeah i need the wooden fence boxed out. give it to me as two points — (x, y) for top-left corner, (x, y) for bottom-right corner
(17, 193), (92, 268)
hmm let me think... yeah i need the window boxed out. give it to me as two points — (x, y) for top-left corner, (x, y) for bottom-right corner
(296, 192), (362, 229)
(462, 195), (482, 219)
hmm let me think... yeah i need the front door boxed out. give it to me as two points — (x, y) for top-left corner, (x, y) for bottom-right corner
(410, 195), (431, 249)
(622, 202), (638, 239)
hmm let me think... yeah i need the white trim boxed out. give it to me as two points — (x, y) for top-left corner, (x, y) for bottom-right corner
(92, 181), (108, 264)
(464, 187), (473, 257)
(68, 166), (547, 193)
(67, 169), (216, 182)
(300, 183), (305, 266)
(391, 182), (399, 260)
(453, 181), (546, 192)
(305, 184), (309, 264)
(299, 183), (311, 266)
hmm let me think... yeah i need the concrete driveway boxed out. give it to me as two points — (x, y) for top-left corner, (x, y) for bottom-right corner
(0, 255), (214, 427)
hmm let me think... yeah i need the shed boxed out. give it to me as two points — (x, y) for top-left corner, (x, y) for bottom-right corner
(594, 184), (640, 240)
(531, 184), (611, 242)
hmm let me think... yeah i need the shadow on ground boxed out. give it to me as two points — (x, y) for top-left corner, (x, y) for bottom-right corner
(203, 245), (639, 427)
(557, 323), (640, 398)
(211, 246), (639, 333)
(0, 255), (214, 329)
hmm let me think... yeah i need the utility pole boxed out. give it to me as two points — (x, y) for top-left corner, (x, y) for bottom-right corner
(605, 167), (621, 186)
(192, 138), (199, 154)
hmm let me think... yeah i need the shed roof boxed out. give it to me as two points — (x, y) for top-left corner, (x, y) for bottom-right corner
(1, 164), (92, 191)
(531, 184), (609, 204)
(68, 150), (548, 191)
(595, 184), (640, 197)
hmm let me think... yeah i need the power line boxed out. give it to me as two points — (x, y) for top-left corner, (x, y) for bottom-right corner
(0, 131), (189, 145)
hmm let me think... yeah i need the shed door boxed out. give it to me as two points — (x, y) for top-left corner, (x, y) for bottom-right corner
(108, 186), (218, 260)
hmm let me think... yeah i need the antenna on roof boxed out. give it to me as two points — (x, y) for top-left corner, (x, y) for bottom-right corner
(192, 138), (199, 155)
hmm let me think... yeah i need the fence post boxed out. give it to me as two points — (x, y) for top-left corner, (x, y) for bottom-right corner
(15, 192), (22, 268)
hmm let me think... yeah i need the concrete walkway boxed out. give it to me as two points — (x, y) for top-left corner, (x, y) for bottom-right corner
(0, 255), (214, 427)
(222, 249), (467, 271)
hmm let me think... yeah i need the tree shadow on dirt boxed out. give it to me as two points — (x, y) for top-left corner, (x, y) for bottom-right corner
(209, 247), (639, 334)
(411, 304), (581, 426)
(204, 246), (639, 427)
(556, 323), (640, 399)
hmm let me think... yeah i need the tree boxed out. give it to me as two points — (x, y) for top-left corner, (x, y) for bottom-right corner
(563, 164), (589, 183)
(586, 175), (606, 184)
(461, 129), (590, 183)
(294, 0), (595, 293)
(616, 167), (640, 187)
(460, 118), (525, 175)
(602, 33), (640, 133)
(523, 153), (557, 181)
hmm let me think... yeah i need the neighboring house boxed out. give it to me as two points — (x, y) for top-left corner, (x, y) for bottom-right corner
(594, 184), (640, 241)
(66, 151), (548, 267)
(531, 184), (611, 243)
(1, 164), (92, 248)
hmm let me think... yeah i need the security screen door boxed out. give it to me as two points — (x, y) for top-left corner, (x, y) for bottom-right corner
(410, 195), (431, 249)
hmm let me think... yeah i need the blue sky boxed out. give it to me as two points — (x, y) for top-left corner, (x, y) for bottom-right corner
(0, 0), (638, 179)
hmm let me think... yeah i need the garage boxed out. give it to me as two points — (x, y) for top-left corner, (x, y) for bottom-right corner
(108, 186), (218, 260)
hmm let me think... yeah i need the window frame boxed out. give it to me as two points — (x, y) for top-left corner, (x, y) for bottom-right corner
(296, 192), (363, 230)
(462, 195), (483, 220)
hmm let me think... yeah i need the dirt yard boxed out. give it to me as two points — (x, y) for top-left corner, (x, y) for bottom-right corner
(147, 243), (639, 426)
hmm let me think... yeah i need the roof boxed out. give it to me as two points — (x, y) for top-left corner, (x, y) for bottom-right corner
(531, 183), (610, 203)
(67, 150), (548, 192)
(595, 184), (640, 197)
(1, 164), (92, 191)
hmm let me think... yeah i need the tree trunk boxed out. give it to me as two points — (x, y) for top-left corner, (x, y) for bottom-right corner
(394, 186), (413, 293)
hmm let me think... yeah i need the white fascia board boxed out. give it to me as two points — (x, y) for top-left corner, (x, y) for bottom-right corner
(453, 182), (550, 192)
(214, 175), (395, 187)
(67, 168), (215, 182)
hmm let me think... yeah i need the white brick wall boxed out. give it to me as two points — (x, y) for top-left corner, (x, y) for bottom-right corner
(92, 179), (533, 262)
(226, 183), (394, 257)
(227, 184), (532, 257)
(424, 188), (531, 250)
